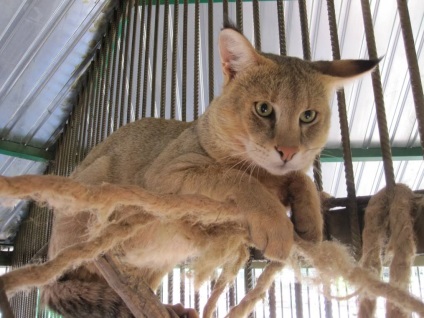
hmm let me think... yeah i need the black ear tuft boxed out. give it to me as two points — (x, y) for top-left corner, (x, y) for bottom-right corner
(313, 58), (382, 79)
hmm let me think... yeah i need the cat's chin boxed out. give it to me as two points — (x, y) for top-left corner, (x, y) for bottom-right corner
(264, 163), (298, 176)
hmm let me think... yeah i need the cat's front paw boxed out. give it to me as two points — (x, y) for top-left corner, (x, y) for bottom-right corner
(246, 212), (294, 261)
(280, 171), (324, 243)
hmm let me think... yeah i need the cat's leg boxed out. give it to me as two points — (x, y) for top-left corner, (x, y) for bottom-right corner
(144, 158), (295, 262)
(280, 171), (323, 242)
(202, 244), (249, 318)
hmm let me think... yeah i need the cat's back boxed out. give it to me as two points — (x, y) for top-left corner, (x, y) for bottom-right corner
(73, 117), (193, 185)
(48, 117), (192, 259)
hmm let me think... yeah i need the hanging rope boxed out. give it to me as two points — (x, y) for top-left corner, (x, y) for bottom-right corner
(359, 184), (416, 317)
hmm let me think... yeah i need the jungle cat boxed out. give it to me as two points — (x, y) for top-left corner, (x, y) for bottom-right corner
(41, 22), (379, 317)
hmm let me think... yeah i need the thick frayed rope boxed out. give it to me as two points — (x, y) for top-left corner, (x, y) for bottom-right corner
(226, 261), (285, 318)
(1, 175), (424, 317)
(359, 184), (416, 317)
(295, 239), (424, 316)
(2, 211), (154, 295)
(0, 175), (242, 225)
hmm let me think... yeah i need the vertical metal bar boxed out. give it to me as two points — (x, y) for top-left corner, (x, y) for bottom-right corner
(223, 0), (228, 20)
(252, 0), (261, 50)
(160, 0), (170, 118)
(101, 32), (110, 142)
(195, 291), (200, 314)
(74, 95), (83, 165)
(229, 283), (235, 308)
(95, 38), (105, 146)
(236, 0), (243, 32)
(244, 257), (254, 318)
(181, 0), (188, 121)
(93, 48), (102, 147)
(65, 110), (74, 176)
(64, 119), (73, 176)
(208, 0), (214, 103)
(84, 68), (96, 157)
(326, 0), (361, 259)
(294, 281), (303, 318)
(120, 0), (131, 127)
(360, 0), (395, 190)
(77, 85), (87, 164)
(115, 1), (125, 129)
(101, 26), (112, 141)
(127, 0), (138, 124)
(417, 267), (423, 299)
(109, 9), (119, 135)
(54, 128), (63, 177)
(170, 0), (179, 119)
(58, 131), (66, 177)
(323, 284), (332, 318)
(397, 0), (424, 156)
(126, 0), (137, 123)
(298, 0), (311, 61)
(142, 0), (153, 118)
(180, 266), (186, 306)
(269, 281), (277, 318)
(69, 106), (79, 172)
(88, 52), (99, 152)
(298, 0), (323, 192)
(85, 62), (95, 155)
(276, 0), (287, 56)
(168, 271), (173, 304)
(63, 118), (72, 176)
(150, 0), (161, 117)
(135, 0), (146, 120)
(157, 283), (163, 303)
(193, 0), (200, 120)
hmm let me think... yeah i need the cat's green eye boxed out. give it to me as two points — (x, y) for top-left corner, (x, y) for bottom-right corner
(255, 102), (273, 117)
(300, 110), (317, 123)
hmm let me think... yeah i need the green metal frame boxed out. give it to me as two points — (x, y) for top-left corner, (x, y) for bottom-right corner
(1, 138), (421, 163)
(321, 147), (423, 162)
(0, 140), (54, 163)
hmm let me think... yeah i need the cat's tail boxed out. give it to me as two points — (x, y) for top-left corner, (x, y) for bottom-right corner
(41, 276), (133, 318)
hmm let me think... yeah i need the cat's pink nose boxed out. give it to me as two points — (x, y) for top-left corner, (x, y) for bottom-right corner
(275, 146), (299, 162)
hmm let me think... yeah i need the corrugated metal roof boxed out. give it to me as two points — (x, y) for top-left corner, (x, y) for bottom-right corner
(0, 0), (423, 243)
(0, 0), (112, 243)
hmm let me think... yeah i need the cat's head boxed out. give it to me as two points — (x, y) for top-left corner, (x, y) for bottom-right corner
(201, 25), (379, 176)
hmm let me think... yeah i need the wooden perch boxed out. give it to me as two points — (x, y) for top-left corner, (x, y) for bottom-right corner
(95, 254), (179, 318)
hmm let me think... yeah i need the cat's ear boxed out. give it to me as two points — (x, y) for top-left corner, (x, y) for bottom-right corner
(313, 58), (381, 88)
(219, 28), (264, 84)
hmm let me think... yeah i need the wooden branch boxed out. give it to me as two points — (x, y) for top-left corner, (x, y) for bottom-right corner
(95, 254), (177, 318)
(0, 279), (14, 318)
